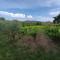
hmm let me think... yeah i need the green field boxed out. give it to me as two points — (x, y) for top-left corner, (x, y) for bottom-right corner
(0, 20), (60, 60)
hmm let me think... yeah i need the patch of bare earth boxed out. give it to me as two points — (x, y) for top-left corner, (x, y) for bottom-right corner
(35, 32), (57, 52)
(17, 32), (58, 52)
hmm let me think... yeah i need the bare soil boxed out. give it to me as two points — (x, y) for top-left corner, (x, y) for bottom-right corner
(17, 32), (58, 52)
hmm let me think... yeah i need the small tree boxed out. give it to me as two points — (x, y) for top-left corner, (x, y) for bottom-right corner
(53, 14), (60, 23)
(0, 17), (5, 21)
(36, 22), (42, 25)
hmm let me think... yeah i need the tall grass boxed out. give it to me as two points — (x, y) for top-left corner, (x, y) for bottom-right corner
(0, 21), (60, 60)
(45, 25), (60, 43)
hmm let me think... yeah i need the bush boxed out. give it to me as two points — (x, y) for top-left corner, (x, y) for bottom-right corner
(46, 25), (60, 43)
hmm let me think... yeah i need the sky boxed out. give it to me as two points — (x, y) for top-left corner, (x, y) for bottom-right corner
(0, 0), (60, 21)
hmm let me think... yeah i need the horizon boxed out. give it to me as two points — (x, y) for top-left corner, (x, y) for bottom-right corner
(0, 0), (60, 22)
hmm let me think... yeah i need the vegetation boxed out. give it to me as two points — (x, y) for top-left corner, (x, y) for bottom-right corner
(53, 14), (60, 23)
(0, 15), (60, 60)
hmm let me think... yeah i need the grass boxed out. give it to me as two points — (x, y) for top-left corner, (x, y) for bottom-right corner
(0, 24), (60, 60)
(45, 25), (60, 43)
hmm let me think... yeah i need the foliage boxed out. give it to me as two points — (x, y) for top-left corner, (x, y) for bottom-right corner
(53, 14), (60, 23)
(0, 20), (60, 60)
(45, 25), (60, 43)
(0, 17), (5, 21)
(22, 22), (42, 27)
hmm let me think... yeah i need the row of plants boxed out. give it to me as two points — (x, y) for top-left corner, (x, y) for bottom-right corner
(45, 25), (60, 43)
(20, 26), (46, 38)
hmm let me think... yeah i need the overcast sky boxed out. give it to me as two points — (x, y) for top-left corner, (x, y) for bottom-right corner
(0, 0), (60, 21)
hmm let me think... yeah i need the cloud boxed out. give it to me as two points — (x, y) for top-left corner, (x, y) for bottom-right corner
(49, 11), (60, 17)
(0, 11), (33, 20)
(27, 15), (33, 18)
(0, 11), (26, 20)
(49, 8), (60, 17)
(34, 16), (53, 22)
(0, 11), (53, 22)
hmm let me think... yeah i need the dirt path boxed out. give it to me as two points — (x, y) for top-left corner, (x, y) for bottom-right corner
(19, 31), (58, 52)
(35, 32), (57, 51)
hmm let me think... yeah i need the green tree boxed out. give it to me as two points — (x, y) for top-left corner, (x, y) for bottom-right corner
(53, 14), (60, 23)
(35, 22), (42, 25)
(0, 17), (5, 21)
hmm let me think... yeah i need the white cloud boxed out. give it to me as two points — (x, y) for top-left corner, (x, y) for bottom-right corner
(0, 11), (53, 22)
(27, 15), (33, 18)
(49, 11), (60, 17)
(34, 16), (53, 22)
(0, 11), (26, 19)
(49, 7), (60, 17)
(0, 11), (33, 21)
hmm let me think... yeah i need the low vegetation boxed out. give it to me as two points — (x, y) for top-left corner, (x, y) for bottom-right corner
(0, 14), (60, 60)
